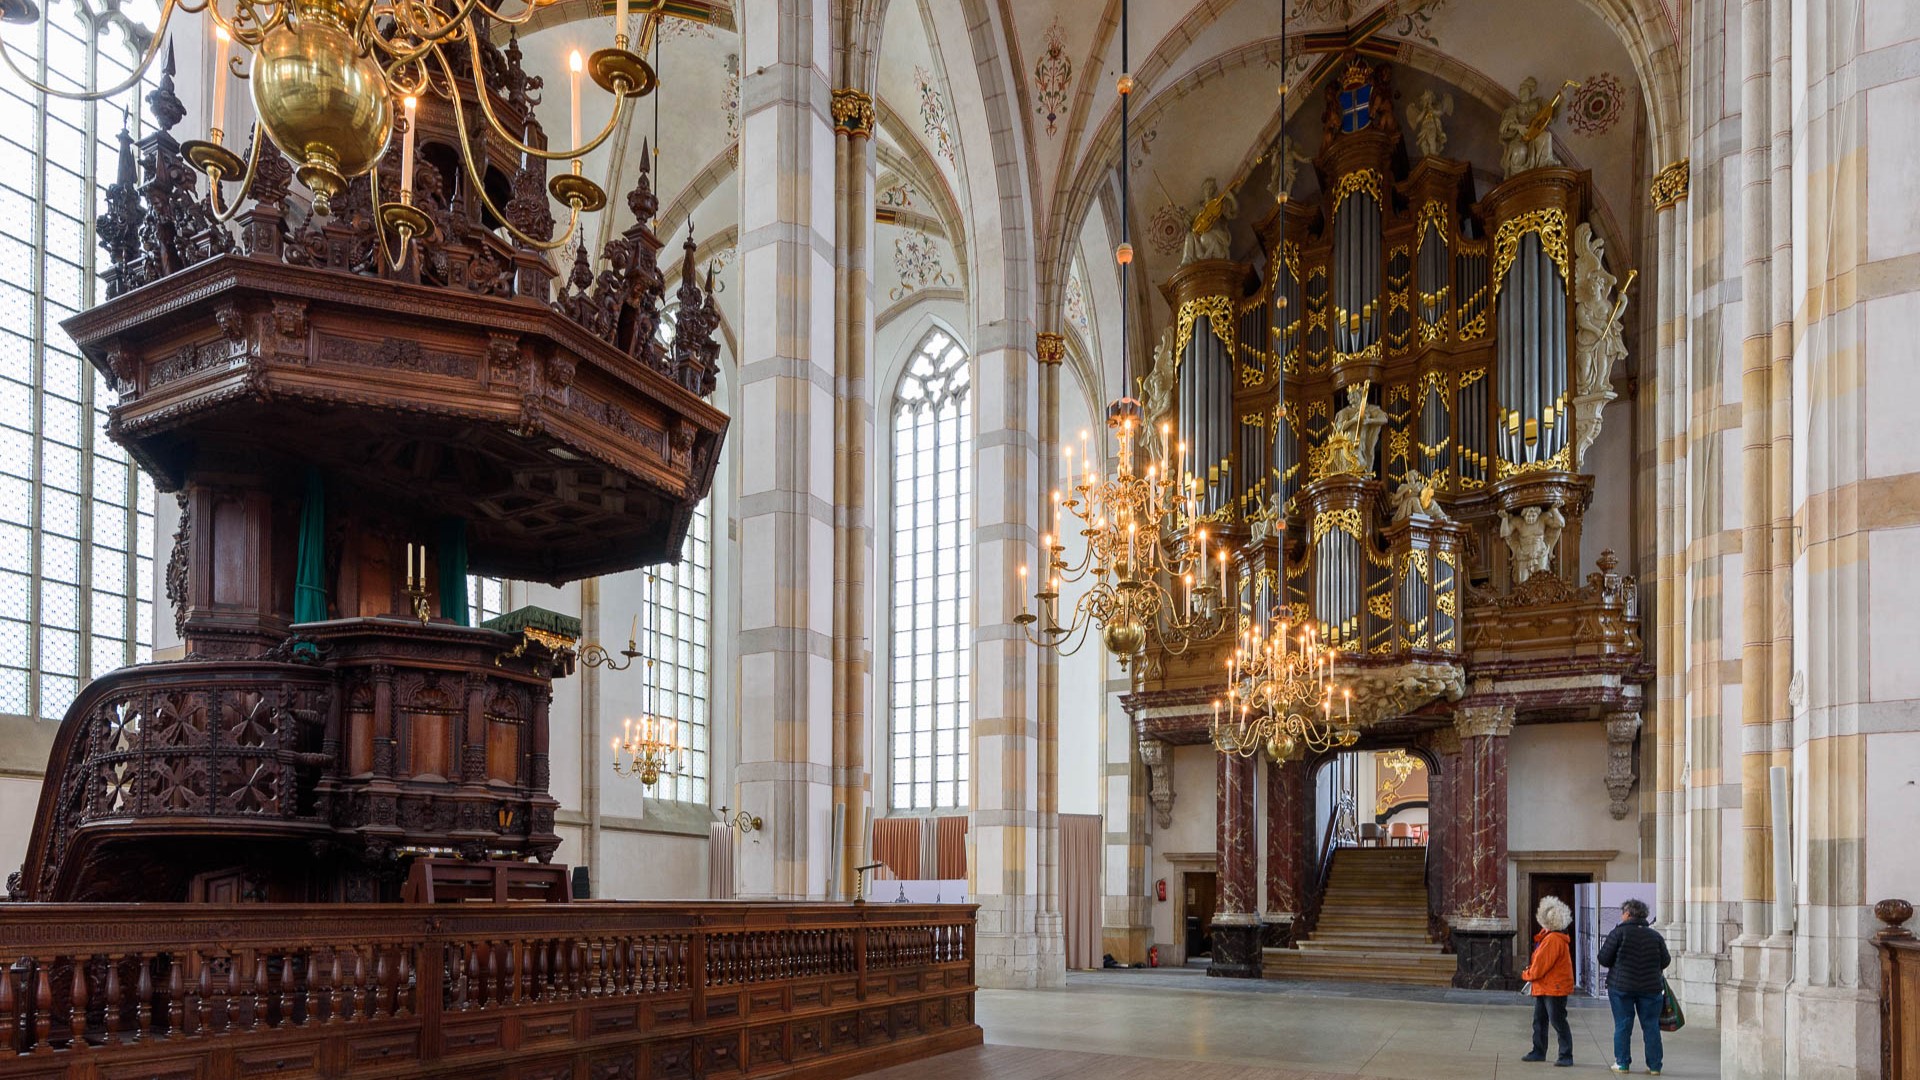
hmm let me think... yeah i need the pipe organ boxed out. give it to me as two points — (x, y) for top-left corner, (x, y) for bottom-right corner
(1139, 56), (1635, 702)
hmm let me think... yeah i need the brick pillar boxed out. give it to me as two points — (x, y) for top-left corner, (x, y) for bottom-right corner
(1448, 704), (1514, 989)
(1210, 751), (1261, 977)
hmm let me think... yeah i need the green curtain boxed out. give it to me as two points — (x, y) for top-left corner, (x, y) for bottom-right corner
(293, 468), (327, 658)
(438, 517), (470, 626)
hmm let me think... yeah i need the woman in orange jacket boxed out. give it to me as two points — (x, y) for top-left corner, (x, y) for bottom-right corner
(1521, 895), (1576, 1066)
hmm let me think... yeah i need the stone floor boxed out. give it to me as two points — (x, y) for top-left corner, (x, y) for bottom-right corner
(868, 968), (1721, 1079)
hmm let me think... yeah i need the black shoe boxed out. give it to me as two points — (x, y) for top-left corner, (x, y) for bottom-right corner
(1554, 1060), (1574, 1068)
(1520, 1053), (1546, 1063)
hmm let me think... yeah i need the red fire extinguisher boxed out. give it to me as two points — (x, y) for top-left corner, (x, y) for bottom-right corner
(1148, 945), (1160, 968)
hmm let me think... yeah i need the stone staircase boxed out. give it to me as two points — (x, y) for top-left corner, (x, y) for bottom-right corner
(1264, 846), (1456, 987)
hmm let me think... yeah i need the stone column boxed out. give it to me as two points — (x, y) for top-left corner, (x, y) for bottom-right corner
(1210, 751), (1261, 978)
(1448, 704), (1514, 989)
(828, 85), (876, 901)
(733, 0), (838, 900)
(1646, 157), (1689, 961)
(1032, 332), (1066, 967)
(1101, 702), (1152, 964)
(1428, 727), (1461, 925)
(970, 325), (1061, 988)
(1263, 755), (1311, 948)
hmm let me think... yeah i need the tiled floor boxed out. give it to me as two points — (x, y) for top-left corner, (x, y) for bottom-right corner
(867, 969), (1720, 1079)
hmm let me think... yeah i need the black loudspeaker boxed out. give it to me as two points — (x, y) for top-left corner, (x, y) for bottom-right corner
(571, 866), (591, 899)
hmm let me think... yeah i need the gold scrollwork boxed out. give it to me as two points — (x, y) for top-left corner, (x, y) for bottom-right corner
(1311, 507), (1365, 544)
(1388, 429), (1411, 463)
(1491, 209), (1572, 302)
(1459, 367), (1487, 388)
(1334, 340), (1383, 367)
(1367, 592), (1394, 620)
(1175, 295), (1237, 358)
(1494, 443), (1574, 479)
(1329, 169), (1385, 213)
(1403, 549), (1431, 582)
(1417, 200), (1451, 241)
(1650, 158), (1690, 210)
(1436, 583), (1457, 618)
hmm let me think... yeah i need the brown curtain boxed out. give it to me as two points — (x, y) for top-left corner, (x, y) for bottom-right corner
(871, 818), (921, 880)
(935, 815), (969, 880)
(1061, 814), (1102, 969)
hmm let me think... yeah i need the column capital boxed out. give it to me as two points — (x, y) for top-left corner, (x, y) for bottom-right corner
(1453, 703), (1514, 739)
(1649, 158), (1689, 210)
(1035, 332), (1066, 365)
(830, 88), (876, 138)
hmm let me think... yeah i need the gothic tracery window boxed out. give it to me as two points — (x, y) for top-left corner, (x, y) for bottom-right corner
(890, 328), (971, 811)
(0, 4), (158, 721)
(643, 301), (710, 803)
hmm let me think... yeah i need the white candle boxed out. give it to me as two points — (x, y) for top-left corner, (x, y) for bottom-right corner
(568, 49), (584, 150)
(404, 543), (413, 589)
(400, 95), (418, 202)
(210, 25), (231, 141)
(615, 0), (629, 44)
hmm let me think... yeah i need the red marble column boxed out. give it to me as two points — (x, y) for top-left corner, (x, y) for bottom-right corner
(1264, 756), (1312, 946)
(1210, 750), (1261, 977)
(1426, 730), (1459, 921)
(1447, 704), (1515, 989)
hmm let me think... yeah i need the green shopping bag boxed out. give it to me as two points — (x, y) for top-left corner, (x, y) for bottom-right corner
(1659, 977), (1686, 1032)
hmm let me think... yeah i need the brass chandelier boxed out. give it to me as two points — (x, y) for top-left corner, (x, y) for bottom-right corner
(1210, 611), (1359, 761)
(609, 572), (682, 789)
(0, 0), (659, 257)
(1016, 0), (1228, 666)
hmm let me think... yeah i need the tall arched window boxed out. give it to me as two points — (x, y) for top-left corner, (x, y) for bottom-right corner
(890, 328), (971, 811)
(0, 7), (158, 721)
(646, 498), (710, 804)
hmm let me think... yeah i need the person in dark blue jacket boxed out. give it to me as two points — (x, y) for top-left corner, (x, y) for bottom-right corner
(1597, 898), (1671, 1074)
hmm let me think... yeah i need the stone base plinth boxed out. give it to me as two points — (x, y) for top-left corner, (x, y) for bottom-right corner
(1449, 922), (1517, 989)
(1208, 915), (1264, 978)
(1261, 916), (1296, 949)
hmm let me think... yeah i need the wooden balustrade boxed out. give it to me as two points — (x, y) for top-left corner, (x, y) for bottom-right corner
(0, 901), (977, 1079)
(1882, 898), (1918, 1080)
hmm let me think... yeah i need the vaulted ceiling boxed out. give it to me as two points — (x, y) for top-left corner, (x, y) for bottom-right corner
(513, 0), (1680, 399)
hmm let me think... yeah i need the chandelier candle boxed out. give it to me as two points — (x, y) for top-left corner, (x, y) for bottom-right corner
(399, 95), (417, 203)
(210, 24), (230, 143)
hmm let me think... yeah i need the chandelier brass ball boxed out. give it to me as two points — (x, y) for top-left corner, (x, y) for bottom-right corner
(1103, 618), (1145, 659)
(251, 15), (393, 217)
(1265, 732), (1298, 761)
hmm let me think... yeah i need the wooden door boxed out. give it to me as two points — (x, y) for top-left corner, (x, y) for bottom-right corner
(1525, 872), (1590, 978)
(1185, 871), (1217, 958)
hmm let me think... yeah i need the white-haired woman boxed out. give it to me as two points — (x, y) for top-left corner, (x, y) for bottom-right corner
(1520, 895), (1576, 1066)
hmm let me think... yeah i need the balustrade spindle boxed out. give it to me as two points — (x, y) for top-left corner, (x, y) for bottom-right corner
(278, 953), (296, 1026)
(137, 956), (155, 1041)
(167, 958), (185, 1038)
(356, 947), (373, 1020)
(395, 948), (413, 1019)
(103, 954), (122, 1042)
(301, 951), (319, 1025)
(193, 955), (212, 1036)
(66, 956), (88, 1047)
(34, 962), (52, 1050)
(372, 949), (389, 1020)
(251, 953), (267, 1029)
(326, 948), (344, 1023)
(0, 956), (16, 1054)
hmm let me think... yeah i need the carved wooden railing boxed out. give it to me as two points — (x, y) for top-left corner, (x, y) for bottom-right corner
(0, 901), (978, 1078)
(1880, 899), (1917, 1080)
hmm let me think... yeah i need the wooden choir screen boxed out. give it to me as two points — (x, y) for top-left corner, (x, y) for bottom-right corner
(0, 901), (978, 1079)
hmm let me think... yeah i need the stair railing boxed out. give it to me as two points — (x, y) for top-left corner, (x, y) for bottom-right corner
(1295, 810), (1345, 942)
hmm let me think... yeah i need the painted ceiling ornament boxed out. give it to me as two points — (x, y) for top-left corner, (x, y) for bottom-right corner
(914, 66), (956, 165)
(1130, 124), (1157, 171)
(1148, 202), (1188, 258)
(1406, 89), (1453, 158)
(656, 15), (716, 41)
(1034, 17), (1072, 137)
(878, 179), (917, 210)
(722, 53), (742, 146)
(1064, 264), (1090, 337)
(1566, 72), (1626, 136)
(889, 230), (954, 301)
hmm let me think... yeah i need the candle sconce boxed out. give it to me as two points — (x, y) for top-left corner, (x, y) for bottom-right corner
(579, 614), (644, 670)
(403, 542), (431, 624)
(715, 806), (763, 835)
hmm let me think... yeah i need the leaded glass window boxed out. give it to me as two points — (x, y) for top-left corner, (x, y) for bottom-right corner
(645, 498), (709, 804)
(890, 329), (971, 811)
(466, 575), (505, 625)
(0, 3), (158, 721)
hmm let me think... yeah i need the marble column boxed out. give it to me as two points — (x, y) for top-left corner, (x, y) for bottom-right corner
(1262, 755), (1311, 948)
(733, 0), (838, 900)
(1448, 704), (1514, 989)
(1211, 751), (1261, 978)
(1428, 728), (1461, 927)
